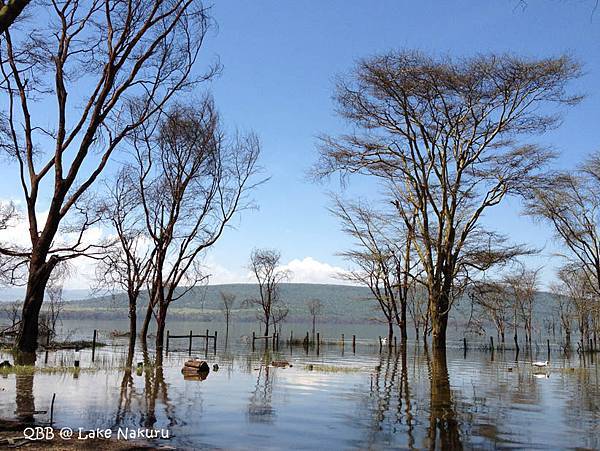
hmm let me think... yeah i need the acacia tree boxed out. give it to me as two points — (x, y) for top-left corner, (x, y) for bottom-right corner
(0, 0), (216, 353)
(528, 154), (600, 300)
(134, 97), (261, 355)
(553, 264), (597, 350)
(247, 248), (289, 337)
(332, 198), (416, 343)
(317, 51), (580, 351)
(95, 169), (154, 366)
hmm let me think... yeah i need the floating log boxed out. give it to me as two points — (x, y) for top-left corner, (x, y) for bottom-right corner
(184, 359), (210, 372)
(271, 360), (290, 368)
(183, 372), (209, 381)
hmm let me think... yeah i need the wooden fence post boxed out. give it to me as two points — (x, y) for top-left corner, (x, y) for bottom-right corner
(166, 330), (170, 353)
(214, 331), (218, 353)
(189, 330), (193, 355)
(378, 336), (382, 353)
(317, 332), (320, 355)
(252, 331), (256, 351)
(205, 329), (209, 355)
(91, 329), (97, 362)
(352, 335), (356, 353)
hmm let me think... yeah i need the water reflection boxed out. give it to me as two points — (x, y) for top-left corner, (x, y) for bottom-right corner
(247, 352), (275, 424)
(426, 347), (462, 450)
(1, 341), (599, 449)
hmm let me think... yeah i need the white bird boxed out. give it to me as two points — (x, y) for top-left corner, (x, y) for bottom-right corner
(381, 337), (388, 345)
(532, 360), (549, 367)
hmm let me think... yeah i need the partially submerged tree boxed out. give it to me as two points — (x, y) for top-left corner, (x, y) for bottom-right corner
(95, 169), (154, 366)
(0, 0), (217, 353)
(552, 263), (597, 351)
(470, 280), (511, 345)
(318, 51), (580, 350)
(220, 291), (236, 342)
(133, 97), (262, 355)
(306, 298), (322, 342)
(247, 248), (289, 337)
(332, 198), (416, 343)
(504, 267), (540, 346)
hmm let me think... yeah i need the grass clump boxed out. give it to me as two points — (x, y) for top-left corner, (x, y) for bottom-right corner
(304, 364), (362, 373)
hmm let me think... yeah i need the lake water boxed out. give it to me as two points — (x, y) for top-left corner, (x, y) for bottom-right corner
(1, 321), (599, 450)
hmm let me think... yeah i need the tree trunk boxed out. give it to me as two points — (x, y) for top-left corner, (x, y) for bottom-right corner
(400, 299), (408, 343)
(155, 303), (168, 356)
(388, 320), (394, 346)
(140, 301), (153, 343)
(430, 292), (449, 351)
(15, 259), (54, 353)
(126, 298), (136, 367)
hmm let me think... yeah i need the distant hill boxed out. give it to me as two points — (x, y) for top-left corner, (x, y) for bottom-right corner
(65, 283), (380, 323)
(1, 283), (562, 331)
(0, 287), (91, 302)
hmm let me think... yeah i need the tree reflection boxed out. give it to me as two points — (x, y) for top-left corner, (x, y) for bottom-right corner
(14, 352), (36, 423)
(426, 347), (462, 450)
(247, 352), (275, 424)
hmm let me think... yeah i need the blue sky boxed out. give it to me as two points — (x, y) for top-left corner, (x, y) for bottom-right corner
(2, 0), (600, 289)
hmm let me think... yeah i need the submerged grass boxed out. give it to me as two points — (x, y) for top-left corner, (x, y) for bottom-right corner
(304, 364), (362, 373)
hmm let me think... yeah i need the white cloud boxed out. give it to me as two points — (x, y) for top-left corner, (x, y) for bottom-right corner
(277, 257), (350, 285)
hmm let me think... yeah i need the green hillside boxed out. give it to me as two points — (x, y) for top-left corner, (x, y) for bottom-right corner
(66, 283), (380, 323)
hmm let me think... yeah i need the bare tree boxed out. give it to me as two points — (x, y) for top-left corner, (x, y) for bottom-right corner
(220, 291), (236, 342)
(553, 263), (597, 351)
(471, 280), (511, 345)
(95, 168), (154, 366)
(504, 267), (540, 348)
(0, 299), (21, 328)
(247, 248), (289, 337)
(317, 51), (580, 351)
(0, 0), (30, 33)
(271, 303), (289, 335)
(306, 298), (322, 342)
(528, 154), (600, 299)
(133, 97), (261, 355)
(407, 284), (428, 342)
(332, 197), (418, 343)
(0, 0), (217, 353)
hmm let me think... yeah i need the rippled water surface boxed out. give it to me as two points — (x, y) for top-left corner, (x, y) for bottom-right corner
(1, 329), (599, 450)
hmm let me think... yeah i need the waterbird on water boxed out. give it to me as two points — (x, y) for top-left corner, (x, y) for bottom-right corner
(532, 360), (549, 367)
(381, 338), (387, 345)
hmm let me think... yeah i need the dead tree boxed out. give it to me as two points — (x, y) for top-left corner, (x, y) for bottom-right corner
(471, 280), (511, 345)
(0, 0), (217, 353)
(95, 168), (154, 366)
(306, 298), (322, 342)
(247, 248), (289, 337)
(553, 263), (597, 351)
(220, 291), (236, 342)
(504, 267), (540, 346)
(332, 197), (418, 343)
(317, 51), (580, 351)
(134, 98), (262, 355)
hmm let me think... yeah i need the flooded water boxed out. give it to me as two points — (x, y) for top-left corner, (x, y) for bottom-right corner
(1, 327), (599, 450)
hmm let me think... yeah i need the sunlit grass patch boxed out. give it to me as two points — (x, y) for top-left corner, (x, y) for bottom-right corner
(304, 364), (362, 373)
